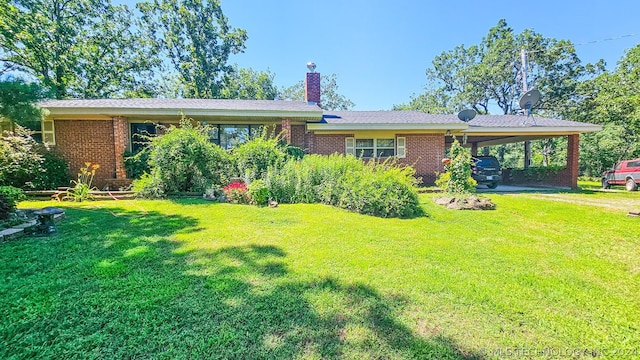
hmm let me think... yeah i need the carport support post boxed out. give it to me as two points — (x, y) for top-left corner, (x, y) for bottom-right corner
(471, 142), (478, 156)
(567, 134), (579, 189)
(524, 141), (531, 168)
(281, 118), (292, 144)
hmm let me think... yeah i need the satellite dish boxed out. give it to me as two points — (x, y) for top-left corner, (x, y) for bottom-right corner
(518, 89), (541, 112)
(457, 109), (477, 122)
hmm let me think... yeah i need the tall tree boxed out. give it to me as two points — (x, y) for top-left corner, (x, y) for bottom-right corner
(0, 0), (155, 99)
(220, 66), (278, 100)
(0, 78), (47, 130)
(569, 44), (640, 175)
(397, 19), (589, 116)
(280, 73), (355, 110)
(138, 0), (247, 99)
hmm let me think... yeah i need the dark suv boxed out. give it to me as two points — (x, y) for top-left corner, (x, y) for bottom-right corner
(472, 156), (502, 189)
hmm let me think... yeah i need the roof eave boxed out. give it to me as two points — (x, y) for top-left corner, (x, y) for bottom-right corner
(43, 107), (323, 119)
(307, 123), (469, 131)
(463, 125), (602, 134)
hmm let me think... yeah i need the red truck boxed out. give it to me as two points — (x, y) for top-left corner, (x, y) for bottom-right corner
(602, 158), (640, 191)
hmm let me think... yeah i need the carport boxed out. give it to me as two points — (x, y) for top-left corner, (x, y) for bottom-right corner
(449, 115), (602, 189)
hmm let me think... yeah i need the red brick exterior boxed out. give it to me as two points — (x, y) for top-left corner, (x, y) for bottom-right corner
(566, 134), (579, 189)
(400, 134), (446, 185)
(281, 118), (292, 143)
(54, 120), (117, 185)
(305, 72), (321, 105)
(312, 134), (353, 155)
(290, 125), (306, 149)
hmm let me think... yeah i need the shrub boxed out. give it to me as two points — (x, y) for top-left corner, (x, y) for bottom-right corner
(0, 195), (11, 221)
(31, 150), (71, 190)
(0, 125), (43, 188)
(0, 186), (26, 210)
(436, 138), (476, 195)
(232, 131), (286, 182)
(248, 179), (270, 206)
(148, 118), (230, 193)
(123, 149), (150, 179)
(132, 172), (166, 199)
(264, 154), (423, 218)
(223, 182), (249, 204)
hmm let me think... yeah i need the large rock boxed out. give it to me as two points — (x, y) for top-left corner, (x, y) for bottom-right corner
(435, 195), (496, 210)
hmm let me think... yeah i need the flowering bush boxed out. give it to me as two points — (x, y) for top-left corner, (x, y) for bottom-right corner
(223, 182), (249, 204)
(435, 138), (476, 195)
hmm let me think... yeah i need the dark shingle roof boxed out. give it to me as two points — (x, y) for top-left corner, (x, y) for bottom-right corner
(39, 98), (320, 112)
(468, 114), (598, 128)
(322, 111), (465, 124)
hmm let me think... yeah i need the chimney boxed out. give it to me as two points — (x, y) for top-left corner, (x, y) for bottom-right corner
(305, 62), (321, 106)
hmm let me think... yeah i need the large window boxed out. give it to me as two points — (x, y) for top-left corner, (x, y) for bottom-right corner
(131, 123), (157, 152)
(346, 137), (405, 158)
(210, 124), (263, 149)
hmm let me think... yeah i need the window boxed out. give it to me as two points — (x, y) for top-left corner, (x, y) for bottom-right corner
(209, 124), (263, 149)
(131, 123), (157, 152)
(626, 161), (640, 168)
(345, 137), (405, 158)
(41, 119), (55, 145)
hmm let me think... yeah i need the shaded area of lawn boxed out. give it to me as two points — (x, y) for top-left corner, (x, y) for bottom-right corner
(1, 205), (481, 359)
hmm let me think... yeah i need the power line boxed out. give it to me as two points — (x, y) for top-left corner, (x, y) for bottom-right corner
(525, 33), (639, 54)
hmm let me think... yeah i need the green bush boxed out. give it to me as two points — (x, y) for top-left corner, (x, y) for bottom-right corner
(0, 186), (26, 210)
(0, 126), (70, 190)
(232, 131), (286, 182)
(0, 126), (43, 188)
(147, 118), (230, 193)
(248, 179), (270, 206)
(132, 173), (166, 199)
(31, 150), (71, 190)
(123, 149), (150, 179)
(436, 138), (476, 195)
(264, 154), (423, 218)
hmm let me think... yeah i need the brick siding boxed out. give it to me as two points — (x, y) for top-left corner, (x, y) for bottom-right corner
(290, 125), (305, 149)
(54, 120), (116, 187)
(399, 134), (445, 185)
(312, 134), (353, 155)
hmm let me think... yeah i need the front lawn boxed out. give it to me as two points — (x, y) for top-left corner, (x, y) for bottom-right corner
(2, 192), (639, 359)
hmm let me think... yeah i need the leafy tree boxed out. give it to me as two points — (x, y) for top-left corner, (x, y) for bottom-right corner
(220, 66), (278, 100)
(0, 78), (47, 130)
(397, 19), (590, 116)
(138, 0), (247, 99)
(0, 0), (156, 99)
(280, 73), (355, 110)
(568, 44), (640, 175)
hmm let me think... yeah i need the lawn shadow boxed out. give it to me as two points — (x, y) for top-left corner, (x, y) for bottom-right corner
(1, 205), (483, 359)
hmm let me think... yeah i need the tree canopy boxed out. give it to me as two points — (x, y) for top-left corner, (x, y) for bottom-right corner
(0, 78), (48, 130)
(280, 73), (355, 110)
(138, 0), (248, 99)
(396, 19), (592, 116)
(0, 0), (156, 99)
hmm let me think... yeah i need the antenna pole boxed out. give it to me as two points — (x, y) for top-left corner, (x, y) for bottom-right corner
(521, 48), (532, 169)
(521, 48), (528, 92)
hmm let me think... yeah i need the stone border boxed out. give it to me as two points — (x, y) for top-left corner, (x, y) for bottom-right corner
(0, 210), (65, 241)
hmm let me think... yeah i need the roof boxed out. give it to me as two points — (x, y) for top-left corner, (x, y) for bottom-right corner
(467, 114), (599, 128)
(39, 98), (323, 120)
(39, 98), (320, 112)
(309, 111), (468, 130)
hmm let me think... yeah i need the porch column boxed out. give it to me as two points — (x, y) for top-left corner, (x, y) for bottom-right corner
(471, 142), (478, 157)
(524, 141), (531, 168)
(281, 118), (292, 144)
(567, 134), (579, 189)
(113, 116), (129, 179)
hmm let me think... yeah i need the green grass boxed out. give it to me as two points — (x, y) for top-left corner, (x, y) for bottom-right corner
(2, 191), (639, 359)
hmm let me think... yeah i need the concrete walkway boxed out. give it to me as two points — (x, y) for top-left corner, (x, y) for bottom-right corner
(476, 184), (570, 193)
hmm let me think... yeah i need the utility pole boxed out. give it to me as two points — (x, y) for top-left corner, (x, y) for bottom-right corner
(521, 48), (531, 169)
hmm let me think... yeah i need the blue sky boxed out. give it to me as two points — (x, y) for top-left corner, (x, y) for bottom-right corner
(119, 0), (640, 110)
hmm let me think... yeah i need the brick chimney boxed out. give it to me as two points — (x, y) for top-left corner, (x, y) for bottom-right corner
(305, 62), (321, 106)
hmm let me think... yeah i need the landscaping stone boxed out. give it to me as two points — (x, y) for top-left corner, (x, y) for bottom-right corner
(0, 228), (25, 240)
(435, 195), (496, 210)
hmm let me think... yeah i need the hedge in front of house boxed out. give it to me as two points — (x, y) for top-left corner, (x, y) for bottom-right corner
(265, 154), (424, 218)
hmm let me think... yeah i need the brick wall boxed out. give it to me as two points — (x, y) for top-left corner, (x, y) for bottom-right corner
(313, 134), (353, 155)
(54, 120), (116, 186)
(399, 134), (445, 185)
(290, 125), (305, 149)
(113, 116), (129, 179)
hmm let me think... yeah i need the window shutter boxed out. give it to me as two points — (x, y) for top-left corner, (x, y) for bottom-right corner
(345, 137), (355, 155)
(42, 119), (55, 145)
(396, 137), (406, 158)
